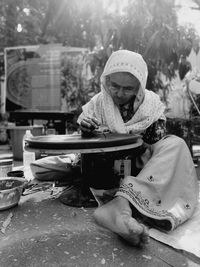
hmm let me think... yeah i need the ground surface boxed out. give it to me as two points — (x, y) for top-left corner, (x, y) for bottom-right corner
(0, 146), (200, 267)
(0, 190), (200, 267)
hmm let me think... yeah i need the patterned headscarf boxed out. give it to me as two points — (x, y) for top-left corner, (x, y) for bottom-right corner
(100, 50), (166, 134)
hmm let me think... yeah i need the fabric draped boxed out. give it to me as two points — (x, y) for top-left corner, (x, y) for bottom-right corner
(78, 89), (165, 134)
(116, 135), (199, 231)
(77, 50), (199, 232)
(101, 88), (165, 134)
(78, 49), (166, 134)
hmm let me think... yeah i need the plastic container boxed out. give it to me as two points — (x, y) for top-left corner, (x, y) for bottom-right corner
(23, 130), (35, 167)
(0, 159), (13, 177)
(9, 125), (43, 160)
(46, 120), (56, 135)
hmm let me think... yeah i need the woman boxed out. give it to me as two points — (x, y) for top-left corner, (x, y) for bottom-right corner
(78, 50), (199, 247)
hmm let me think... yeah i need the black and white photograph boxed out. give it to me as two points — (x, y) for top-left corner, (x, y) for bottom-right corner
(0, 0), (200, 266)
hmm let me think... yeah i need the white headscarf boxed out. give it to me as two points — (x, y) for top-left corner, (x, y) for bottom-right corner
(78, 50), (166, 134)
(100, 50), (166, 134)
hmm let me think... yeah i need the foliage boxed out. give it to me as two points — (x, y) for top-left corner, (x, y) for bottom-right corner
(60, 52), (98, 112)
(1, 0), (199, 55)
(1, 0), (200, 109)
(0, 0), (105, 48)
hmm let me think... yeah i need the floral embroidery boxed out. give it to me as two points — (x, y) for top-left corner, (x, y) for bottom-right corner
(147, 175), (154, 182)
(156, 200), (162, 206)
(185, 204), (191, 209)
(118, 183), (179, 229)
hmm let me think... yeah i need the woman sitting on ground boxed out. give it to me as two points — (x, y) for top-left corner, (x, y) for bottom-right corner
(78, 50), (199, 247)
(30, 50), (198, 247)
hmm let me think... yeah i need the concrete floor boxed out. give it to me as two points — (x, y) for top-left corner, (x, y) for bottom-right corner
(0, 190), (200, 267)
(0, 146), (200, 267)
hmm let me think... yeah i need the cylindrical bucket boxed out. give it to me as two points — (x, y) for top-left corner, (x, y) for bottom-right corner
(0, 158), (13, 177)
(9, 125), (44, 160)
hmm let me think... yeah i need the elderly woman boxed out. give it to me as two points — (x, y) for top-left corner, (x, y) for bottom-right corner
(31, 50), (198, 247)
(77, 50), (199, 246)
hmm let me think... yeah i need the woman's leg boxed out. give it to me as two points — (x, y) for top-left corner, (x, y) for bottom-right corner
(94, 196), (149, 246)
(94, 135), (198, 245)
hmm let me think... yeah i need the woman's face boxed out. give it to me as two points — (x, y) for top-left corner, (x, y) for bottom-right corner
(107, 72), (140, 106)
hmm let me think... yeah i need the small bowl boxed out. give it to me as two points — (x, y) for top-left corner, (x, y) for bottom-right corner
(0, 178), (27, 211)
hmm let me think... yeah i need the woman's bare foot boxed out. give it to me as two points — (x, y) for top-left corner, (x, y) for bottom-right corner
(93, 196), (149, 247)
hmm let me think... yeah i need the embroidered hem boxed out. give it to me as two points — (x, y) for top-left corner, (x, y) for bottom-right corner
(116, 183), (180, 231)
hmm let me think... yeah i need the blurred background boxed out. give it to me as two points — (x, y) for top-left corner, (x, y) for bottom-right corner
(1, 0), (200, 160)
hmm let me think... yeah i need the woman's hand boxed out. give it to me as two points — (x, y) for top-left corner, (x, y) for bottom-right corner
(80, 117), (100, 135)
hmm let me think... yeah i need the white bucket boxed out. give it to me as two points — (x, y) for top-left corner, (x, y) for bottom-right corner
(0, 158), (13, 177)
(9, 125), (43, 160)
